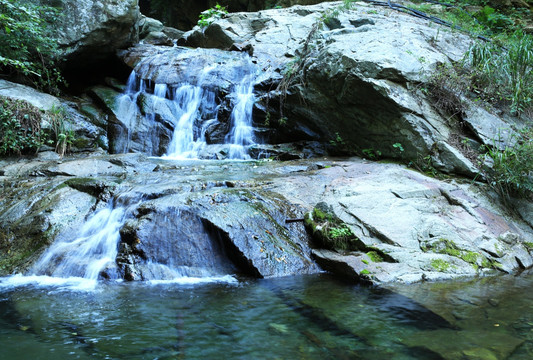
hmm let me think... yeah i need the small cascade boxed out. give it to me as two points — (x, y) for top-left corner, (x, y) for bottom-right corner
(163, 65), (218, 159)
(115, 49), (259, 159)
(114, 71), (144, 153)
(225, 72), (256, 159)
(2, 194), (237, 288)
(30, 199), (134, 283)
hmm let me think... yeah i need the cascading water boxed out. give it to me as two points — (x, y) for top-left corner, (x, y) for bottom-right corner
(163, 65), (218, 159)
(115, 49), (258, 159)
(1, 193), (236, 289)
(32, 204), (124, 280)
(225, 72), (256, 159)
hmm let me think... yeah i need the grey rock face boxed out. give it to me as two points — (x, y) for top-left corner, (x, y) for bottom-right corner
(297, 161), (533, 283)
(50, 0), (139, 66)
(0, 80), (61, 111)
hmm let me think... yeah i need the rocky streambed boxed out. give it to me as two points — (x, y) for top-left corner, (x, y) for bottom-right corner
(1, 151), (532, 285)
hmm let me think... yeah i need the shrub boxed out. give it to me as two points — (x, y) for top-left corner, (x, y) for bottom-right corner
(0, 97), (75, 157)
(480, 129), (533, 202)
(0, 97), (44, 155)
(464, 31), (533, 114)
(48, 105), (75, 158)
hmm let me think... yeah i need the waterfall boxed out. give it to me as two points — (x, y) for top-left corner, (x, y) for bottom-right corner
(114, 71), (142, 153)
(115, 51), (258, 159)
(0, 195), (236, 289)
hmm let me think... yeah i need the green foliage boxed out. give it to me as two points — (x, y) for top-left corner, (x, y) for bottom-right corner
(480, 129), (533, 202)
(329, 132), (345, 147)
(0, 0), (63, 94)
(198, 3), (228, 28)
(329, 225), (353, 240)
(392, 143), (404, 153)
(0, 96), (43, 155)
(265, 0), (282, 9)
(360, 269), (371, 275)
(475, 6), (515, 32)
(424, 63), (467, 117)
(361, 148), (382, 160)
(305, 204), (364, 251)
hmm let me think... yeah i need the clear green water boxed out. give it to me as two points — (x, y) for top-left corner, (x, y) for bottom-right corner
(1, 273), (533, 360)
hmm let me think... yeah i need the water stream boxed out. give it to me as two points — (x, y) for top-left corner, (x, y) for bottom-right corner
(1, 273), (533, 359)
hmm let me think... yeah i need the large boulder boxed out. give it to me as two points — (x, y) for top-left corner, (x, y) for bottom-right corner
(178, 1), (512, 174)
(0, 80), (104, 151)
(1, 153), (532, 284)
(46, 0), (139, 67)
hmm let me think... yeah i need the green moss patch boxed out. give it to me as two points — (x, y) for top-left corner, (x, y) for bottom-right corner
(304, 202), (364, 251)
(422, 238), (495, 270)
(431, 259), (451, 272)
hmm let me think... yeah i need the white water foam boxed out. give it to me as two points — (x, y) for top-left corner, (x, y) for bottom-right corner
(0, 274), (98, 291)
(147, 275), (237, 285)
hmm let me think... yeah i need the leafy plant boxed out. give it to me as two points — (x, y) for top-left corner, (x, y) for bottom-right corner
(475, 6), (514, 33)
(409, 153), (440, 178)
(0, 0), (64, 94)
(362, 148), (382, 160)
(393, 142), (404, 153)
(329, 226), (353, 240)
(0, 97), (75, 157)
(48, 105), (74, 158)
(424, 63), (467, 118)
(198, 3), (228, 28)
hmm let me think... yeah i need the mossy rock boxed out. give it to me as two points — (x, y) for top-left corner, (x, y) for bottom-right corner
(304, 202), (365, 251)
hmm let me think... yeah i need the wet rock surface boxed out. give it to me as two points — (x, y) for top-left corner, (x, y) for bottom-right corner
(1, 153), (532, 284)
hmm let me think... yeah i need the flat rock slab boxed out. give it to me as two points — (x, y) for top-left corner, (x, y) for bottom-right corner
(1, 154), (532, 283)
(0, 80), (61, 111)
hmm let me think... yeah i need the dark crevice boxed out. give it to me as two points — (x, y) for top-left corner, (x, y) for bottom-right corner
(201, 218), (263, 278)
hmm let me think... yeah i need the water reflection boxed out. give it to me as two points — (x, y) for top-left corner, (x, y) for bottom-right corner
(1, 273), (533, 359)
